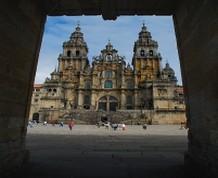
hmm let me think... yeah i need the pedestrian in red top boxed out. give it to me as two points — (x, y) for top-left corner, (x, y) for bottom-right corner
(68, 121), (74, 131)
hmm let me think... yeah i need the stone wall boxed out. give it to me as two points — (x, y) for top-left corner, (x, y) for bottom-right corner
(38, 109), (186, 125)
(0, 0), (46, 172)
(1, 0), (218, 177)
(152, 110), (186, 125)
(174, 0), (218, 176)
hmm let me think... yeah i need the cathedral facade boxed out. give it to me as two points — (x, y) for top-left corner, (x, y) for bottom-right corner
(29, 23), (186, 124)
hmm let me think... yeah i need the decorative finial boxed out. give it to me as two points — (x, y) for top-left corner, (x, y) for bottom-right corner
(166, 60), (170, 67)
(77, 21), (80, 27)
(108, 38), (111, 44)
(143, 20), (145, 27)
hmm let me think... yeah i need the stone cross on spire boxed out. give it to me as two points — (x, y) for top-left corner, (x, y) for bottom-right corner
(143, 20), (145, 27)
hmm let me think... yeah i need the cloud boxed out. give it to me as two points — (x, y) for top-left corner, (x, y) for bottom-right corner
(35, 16), (182, 85)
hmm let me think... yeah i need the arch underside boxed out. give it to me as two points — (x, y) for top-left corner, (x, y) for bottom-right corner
(1, 0), (218, 177)
(39, 0), (178, 20)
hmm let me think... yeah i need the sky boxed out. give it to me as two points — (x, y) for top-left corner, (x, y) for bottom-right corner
(35, 15), (182, 85)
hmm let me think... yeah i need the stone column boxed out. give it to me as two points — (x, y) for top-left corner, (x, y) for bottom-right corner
(91, 90), (96, 109)
(120, 90), (125, 109)
(174, 0), (218, 176)
(134, 90), (139, 109)
(0, 0), (46, 172)
(121, 72), (125, 89)
(78, 90), (83, 108)
(134, 71), (138, 88)
(64, 59), (67, 69)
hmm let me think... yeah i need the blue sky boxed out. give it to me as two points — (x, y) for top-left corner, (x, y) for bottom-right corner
(35, 15), (182, 85)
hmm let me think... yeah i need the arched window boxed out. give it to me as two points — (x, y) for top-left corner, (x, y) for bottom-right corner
(126, 81), (134, 89)
(76, 50), (80, 56)
(140, 50), (145, 56)
(149, 50), (153, 56)
(126, 95), (133, 109)
(109, 96), (117, 101)
(104, 80), (112, 88)
(84, 95), (90, 104)
(99, 96), (107, 101)
(126, 96), (133, 105)
(67, 50), (71, 57)
(83, 95), (90, 109)
(105, 71), (112, 78)
(85, 82), (91, 89)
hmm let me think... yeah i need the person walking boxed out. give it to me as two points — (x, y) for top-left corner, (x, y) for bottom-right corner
(43, 121), (47, 126)
(121, 123), (126, 131)
(68, 121), (74, 131)
(59, 121), (64, 127)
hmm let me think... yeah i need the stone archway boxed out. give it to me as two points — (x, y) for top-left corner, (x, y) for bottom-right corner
(32, 112), (39, 123)
(98, 95), (118, 111)
(0, 0), (218, 177)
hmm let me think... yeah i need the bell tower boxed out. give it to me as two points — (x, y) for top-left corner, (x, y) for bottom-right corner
(132, 23), (162, 86)
(58, 24), (89, 74)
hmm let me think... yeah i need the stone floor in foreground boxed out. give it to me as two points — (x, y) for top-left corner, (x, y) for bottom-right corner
(3, 124), (193, 178)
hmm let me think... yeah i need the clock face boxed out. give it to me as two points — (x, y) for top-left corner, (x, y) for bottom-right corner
(106, 54), (112, 61)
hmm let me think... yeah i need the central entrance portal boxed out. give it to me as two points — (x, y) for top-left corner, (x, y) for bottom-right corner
(98, 95), (118, 111)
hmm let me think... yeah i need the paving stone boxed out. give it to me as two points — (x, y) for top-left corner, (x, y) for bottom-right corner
(2, 124), (192, 178)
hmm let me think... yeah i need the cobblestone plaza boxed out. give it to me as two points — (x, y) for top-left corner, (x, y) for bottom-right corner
(3, 124), (192, 178)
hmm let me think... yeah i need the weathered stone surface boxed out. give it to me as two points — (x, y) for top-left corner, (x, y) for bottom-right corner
(174, 0), (218, 176)
(0, 0), (218, 177)
(0, 0), (45, 173)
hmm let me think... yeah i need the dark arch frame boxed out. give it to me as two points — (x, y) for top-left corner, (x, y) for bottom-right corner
(1, 0), (218, 177)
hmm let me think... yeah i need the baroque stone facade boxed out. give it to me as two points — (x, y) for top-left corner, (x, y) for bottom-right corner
(29, 23), (185, 124)
(2, 0), (218, 176)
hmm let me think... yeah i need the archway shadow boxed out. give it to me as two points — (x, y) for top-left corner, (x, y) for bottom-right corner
(3, 125), (195, 178)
